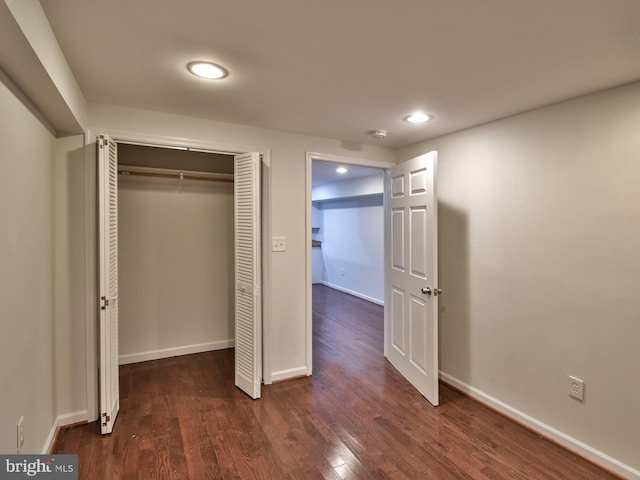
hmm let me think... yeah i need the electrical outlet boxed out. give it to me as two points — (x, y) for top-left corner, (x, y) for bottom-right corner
(272, 236), (286, 252)
(568, 376), (584, 401)
(17, 416), (24, 453)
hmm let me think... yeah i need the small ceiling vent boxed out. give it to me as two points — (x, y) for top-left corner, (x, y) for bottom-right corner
(369, 129), (388, 139)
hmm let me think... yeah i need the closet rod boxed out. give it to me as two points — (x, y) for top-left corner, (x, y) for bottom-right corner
(118, 170), (233, 183)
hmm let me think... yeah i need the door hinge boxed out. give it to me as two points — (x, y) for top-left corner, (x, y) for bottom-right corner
(98, 135), (108, 148)
(102, 412), (110, 426)
(100, 295), (110, 310)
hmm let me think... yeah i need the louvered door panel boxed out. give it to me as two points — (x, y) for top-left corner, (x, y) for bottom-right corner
(234, 152), (261, 399)
(98, 134), (120, 433)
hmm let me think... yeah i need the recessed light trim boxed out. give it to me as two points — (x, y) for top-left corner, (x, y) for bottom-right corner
(405, 112), (431, 124)
(336, 167), (348, 174)
(187, 61), (228, 79)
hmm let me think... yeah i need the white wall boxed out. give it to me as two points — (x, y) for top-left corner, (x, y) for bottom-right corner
(398, 82), (640, 477)
(315, 195), (384, 304)
(0, 1), (89, 453)
(312, 172), (384, 201)
(0, 77), (55, 453)
(87, 103), (397, 382)
(312, 173), (384, 303)
(52, 134), (87, 421)
(118, 174), (234, 363)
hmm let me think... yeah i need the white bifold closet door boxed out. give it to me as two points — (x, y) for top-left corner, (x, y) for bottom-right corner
(97, 141), (263, 435)
(97, 134), (120, 434)
(234, 152), (262, 399)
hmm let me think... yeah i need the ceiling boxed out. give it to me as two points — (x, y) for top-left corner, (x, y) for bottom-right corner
(312, 161), (382, 187)
(39, 0), (640, 148)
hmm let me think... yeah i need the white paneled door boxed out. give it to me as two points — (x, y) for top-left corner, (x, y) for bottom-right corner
(384, 151), (439, 406)
(97, 134), (120, 433)
(234, 152), (262, 399)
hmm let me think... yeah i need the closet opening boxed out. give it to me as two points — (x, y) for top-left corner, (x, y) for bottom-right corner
(117, 143), (237, 365)
(88, 129), (269, 425)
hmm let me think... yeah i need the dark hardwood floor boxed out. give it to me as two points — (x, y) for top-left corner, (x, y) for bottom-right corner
(54, 285), (618, 479)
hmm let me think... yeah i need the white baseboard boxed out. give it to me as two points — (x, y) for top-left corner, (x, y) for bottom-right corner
(321, 281), (384, 306)
(42, 410), (88, 454)
(119, 339), (234, 365)
(439, 372), (640, 480)
(270, 366), (309, 383)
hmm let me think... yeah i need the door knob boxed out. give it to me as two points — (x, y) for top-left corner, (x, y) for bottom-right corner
(422, 287), (443, 296)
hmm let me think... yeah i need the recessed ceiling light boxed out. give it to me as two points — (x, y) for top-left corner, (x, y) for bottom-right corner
(336, 167), (348, 174)
(405, 112), (431, 124)
(187, 61), (228, 79)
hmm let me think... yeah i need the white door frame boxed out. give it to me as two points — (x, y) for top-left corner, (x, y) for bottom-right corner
(304, 152), (395, 374)
(84, 128), (272, 421)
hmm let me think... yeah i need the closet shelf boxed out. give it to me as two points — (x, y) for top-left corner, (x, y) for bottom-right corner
(118, 165), (233, 183)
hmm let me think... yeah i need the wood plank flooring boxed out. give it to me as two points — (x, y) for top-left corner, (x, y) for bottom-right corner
(53, 285), (618, 479)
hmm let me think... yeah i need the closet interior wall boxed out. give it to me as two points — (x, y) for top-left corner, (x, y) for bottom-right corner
(117, 144), (236, 365)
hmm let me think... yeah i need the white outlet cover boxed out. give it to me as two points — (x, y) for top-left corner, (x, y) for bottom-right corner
(17, 416), (24, 452)
(272, 236), (286, 252)
(568, 376), (584, 401)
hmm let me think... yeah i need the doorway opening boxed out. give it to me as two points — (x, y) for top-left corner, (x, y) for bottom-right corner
(310, 161), (385, 303)
(305, 151), (440, 407)
(305, 153), (395, 375)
